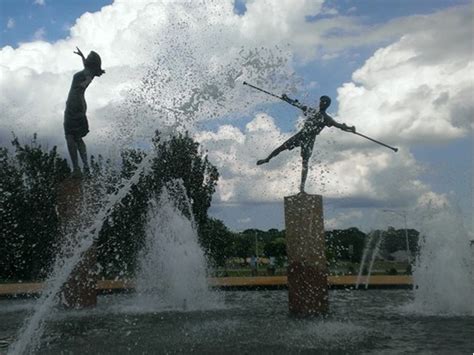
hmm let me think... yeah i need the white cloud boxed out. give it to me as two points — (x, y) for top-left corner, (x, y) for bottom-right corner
(338, 9), (474, 149)
(196, 114), (444, 209)
(335, 5), (473, 145)
(34, 0), (45, 5)
(0, 0), (297, 157)
(7, 18), (15, 29)
(1, 1), (469, 150)
(325, 210), (363, 230)
(0, 0), (470, 224)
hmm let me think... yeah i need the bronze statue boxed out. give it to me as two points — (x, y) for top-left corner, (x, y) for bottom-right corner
(243, 81), (398, 193)
(256, 94), (355, 192)
(64, 47), (105, 177)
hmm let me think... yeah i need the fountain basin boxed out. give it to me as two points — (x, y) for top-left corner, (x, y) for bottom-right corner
(0, 276), (414, 298)
(1, 290), (472, 354)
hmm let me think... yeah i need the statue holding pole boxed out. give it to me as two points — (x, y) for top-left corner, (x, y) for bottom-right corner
(243, 81), (397, 193)
(243, 81), (398, 316)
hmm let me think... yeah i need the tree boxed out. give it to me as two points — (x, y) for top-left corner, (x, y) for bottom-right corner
(199, 218), (233, 267)
(379, 227), (419, 259)
(96, 130), (220, 276)
(229, 233), (255, 259)
(325, 228), (367, 262)
(1, 130), (221, 280)
(151, 131), (219, 228)
(263, 237), (287, 267)
(0, 135), (69, 280)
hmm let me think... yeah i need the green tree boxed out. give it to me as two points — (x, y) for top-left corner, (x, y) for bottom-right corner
(229, 233), (255, 259)
(151, 131), (219, 228)
(199, 218), (234, 267)
(380, 227), (419, 259)
(325, 227), (367, 262)
(96, 130), (220, 276)
(263, 237), (286, 258)
(0, 135), (69, 280)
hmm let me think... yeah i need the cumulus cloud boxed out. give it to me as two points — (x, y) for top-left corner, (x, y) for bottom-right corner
(196, 113), (446, 210)
(0, 0), (470, 227)
(0, 0), (311, 151)
(34, 0), (45, 5)
(325, 210), (363, 230)
(335, 5), (473, 144)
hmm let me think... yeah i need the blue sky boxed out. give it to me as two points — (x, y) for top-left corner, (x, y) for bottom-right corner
(0, 0), (472, 233)
(1, 0), (112, 46)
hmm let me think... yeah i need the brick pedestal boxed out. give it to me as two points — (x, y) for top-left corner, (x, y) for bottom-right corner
(284, 193), (328, 316)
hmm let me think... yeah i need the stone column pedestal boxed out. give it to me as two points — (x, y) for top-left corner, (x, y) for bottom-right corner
(57, 176), (97, 308)
(284, 193), (329, 316)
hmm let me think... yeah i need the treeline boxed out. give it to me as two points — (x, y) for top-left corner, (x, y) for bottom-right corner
(196, 226), (419, 269)
(0, 131), (219, 281)
(0, 133), (419, 282)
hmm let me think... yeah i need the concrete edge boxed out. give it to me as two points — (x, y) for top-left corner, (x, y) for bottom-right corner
(0, 275), (413, 298)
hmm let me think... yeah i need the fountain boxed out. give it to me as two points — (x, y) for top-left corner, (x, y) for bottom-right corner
(133, 184), (220, 312)
(355, 231), (383, 290)
(3, 157), (472, 354)
(1, 3), (473, 353)
(5, 27), (299, 352)
(7, 154), (155, 354)
(410, 206), (473, 315)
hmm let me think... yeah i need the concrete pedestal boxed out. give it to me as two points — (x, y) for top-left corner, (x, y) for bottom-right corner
(57, 176), (97, 308)
(284, 193), (329, 316)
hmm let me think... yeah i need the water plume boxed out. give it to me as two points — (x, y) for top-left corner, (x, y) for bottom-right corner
(134, 183), (219, 311)
(410, 206), (473, 315)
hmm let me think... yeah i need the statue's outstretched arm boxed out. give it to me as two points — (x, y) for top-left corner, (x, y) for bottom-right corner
(73, 47), (86, 67)
(327, 115), (356, 133)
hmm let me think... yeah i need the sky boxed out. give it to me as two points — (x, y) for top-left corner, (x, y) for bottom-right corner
(0, 0), (472, 234)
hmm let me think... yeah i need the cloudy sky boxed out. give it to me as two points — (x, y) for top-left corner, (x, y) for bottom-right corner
(1, 0), (472, 233)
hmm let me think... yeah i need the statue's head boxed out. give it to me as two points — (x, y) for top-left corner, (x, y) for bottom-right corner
(85, 51), (105, 77)
(319, 95), (331, 111)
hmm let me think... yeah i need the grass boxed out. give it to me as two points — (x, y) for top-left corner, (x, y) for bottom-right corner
(214, 260), (412, 277)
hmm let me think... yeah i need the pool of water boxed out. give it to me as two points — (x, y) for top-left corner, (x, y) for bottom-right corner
(1, 290), (473, 354)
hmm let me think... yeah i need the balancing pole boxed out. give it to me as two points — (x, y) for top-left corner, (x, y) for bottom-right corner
(243, 81), (398, 153)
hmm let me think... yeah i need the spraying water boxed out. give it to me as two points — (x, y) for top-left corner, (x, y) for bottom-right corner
(8, 2), (303, 352)
(364, 233), (383, 290)
(8, 154), (154, 355)
(134, 183), (219, 311)
(410, 206), (473, 315)
(106, 3), (298, 150)
(356, 231), (376, 289)
(355, 231), (383, 289)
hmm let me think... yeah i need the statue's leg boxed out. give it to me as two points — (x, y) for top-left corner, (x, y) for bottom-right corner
(65, 134), (80, 172)
(300, 155), (309, 193)
(267, 143), (287, 160)
(257, 143), (287, 165)
(257, 133), (300, 165)
(76, 137), (89, 170)
(299, 138), (315, 192)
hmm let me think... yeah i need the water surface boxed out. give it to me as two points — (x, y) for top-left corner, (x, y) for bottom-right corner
(1, 290), (472, 354)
